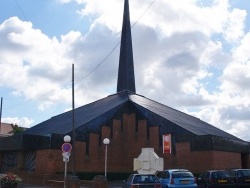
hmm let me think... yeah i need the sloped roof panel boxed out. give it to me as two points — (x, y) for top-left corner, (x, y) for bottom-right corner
(24, 92), (130, 136)
(129, 94), (240, 140)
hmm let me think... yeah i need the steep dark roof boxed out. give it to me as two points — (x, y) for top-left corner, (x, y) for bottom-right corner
(24, 91), (240, 142)
(117, 0), (136, 93)
(24, 92), (129, 136)
(129, 95), (235, 138)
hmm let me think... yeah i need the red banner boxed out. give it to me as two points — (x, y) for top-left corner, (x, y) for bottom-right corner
(163, 134), (171, 154)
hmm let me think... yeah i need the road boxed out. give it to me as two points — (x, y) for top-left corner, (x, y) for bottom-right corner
(16, 181), (124, 188)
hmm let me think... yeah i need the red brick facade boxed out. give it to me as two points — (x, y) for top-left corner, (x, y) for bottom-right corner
(161, 143), (243, 173)
(33, 113), (249, 175)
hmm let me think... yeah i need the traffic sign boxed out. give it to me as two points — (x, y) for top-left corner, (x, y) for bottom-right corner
(62, 152), (71, 162)
(62, 143), (72, 153)
(62, 152), (71, 157)
(63, 156), (69, 162)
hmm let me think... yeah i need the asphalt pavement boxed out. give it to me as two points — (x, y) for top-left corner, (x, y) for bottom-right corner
(16, 181), (124, 188)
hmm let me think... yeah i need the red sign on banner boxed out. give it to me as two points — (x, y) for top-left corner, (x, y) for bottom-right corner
(163, 134), (171, 154)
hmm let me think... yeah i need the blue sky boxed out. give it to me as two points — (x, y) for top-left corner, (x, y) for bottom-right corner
(0, 0), (89, 37)
(1, 0), (250, 141)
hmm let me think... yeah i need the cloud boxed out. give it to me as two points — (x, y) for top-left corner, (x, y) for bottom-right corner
(223, 8), (247, 42)
(1, 0), (250, 141)
(2, 117), (34, 128)
(0, 16), (118, 109)
(220, 32), (250, 95)
(0, 17), (74, 107)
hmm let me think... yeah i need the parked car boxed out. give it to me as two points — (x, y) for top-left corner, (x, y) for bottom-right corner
(123, 173), (162, 188)
(197, 170), (235, 188)
(228, 168), (250, 187)
(157, 169), (197, 188)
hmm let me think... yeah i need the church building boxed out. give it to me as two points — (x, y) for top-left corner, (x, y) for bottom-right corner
(0, 0), (250, 178)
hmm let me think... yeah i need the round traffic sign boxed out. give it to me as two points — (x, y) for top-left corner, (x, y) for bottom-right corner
(62, 143), (72, 152)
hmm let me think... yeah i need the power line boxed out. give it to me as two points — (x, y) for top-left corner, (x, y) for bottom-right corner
(131, 0), (156, 28)
(5, 0), (205, 111)
(76, 0), (156, 83)
(3, 79), (72, 110)
(14, 0), (28, 20)
(2, 0), (158, 115)
(3, 0), (214, 119)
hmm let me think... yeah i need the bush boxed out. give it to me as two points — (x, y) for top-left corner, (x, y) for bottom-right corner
(0, 173), (22, 185)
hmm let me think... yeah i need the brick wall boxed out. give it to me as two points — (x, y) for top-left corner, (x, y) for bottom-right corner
(33, 112), (245, 175)
(213, 151), (241, 169)
(36, 149), (62, 174)
(157, 142), (243, 174)
(159, 142), (242, 174)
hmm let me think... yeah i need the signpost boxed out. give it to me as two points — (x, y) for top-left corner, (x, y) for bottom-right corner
(62, 136), (72, 188)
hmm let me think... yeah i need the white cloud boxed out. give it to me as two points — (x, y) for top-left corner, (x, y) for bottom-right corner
(0, 17), (74, 106)
(2, 117), (34, 128)
(1, 0), (250, 141)
(223, 8), (247, 42)
(233, 32), (250, 63)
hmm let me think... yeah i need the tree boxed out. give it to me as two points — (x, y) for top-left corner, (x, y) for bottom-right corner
(10, 123), (24, 135)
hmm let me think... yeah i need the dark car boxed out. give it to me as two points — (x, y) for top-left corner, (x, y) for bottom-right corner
(197, 170), (235, 188)
(123, 173), (162, 188)
(228, 169), (250, 187)
(157, 169), (197, 188)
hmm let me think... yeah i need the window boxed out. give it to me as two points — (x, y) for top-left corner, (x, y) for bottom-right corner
(173, 171), (194, 178)
(163, 171), (170, 179)
(202, 172), (209, 179)
(157, 171), (170, 179)
(239, 170), (250, 178)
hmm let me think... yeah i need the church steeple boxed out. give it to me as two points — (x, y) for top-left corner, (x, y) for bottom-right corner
(117, 0), (136, 93)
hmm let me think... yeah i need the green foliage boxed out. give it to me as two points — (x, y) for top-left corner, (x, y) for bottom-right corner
(11, 124), (24, 135)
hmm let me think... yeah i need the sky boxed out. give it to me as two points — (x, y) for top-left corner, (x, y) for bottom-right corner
(0, 0), (250, 141)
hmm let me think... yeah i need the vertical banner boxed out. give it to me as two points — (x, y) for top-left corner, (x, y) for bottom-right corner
(163, 134), (172, 154)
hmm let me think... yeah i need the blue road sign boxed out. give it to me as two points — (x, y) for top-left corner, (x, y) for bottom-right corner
(61, 143), (72, 153)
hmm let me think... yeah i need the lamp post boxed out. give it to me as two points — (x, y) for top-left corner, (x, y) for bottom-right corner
(103, 138), (110, 179)
(62, 135), (72, 188)
(64, 135), (71, 143)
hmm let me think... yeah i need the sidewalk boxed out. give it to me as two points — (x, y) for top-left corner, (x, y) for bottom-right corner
(16, 181), (124, 188)
(17, 183), (48, 188)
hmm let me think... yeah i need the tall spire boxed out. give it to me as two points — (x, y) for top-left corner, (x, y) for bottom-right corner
(117, 0), (136, 93)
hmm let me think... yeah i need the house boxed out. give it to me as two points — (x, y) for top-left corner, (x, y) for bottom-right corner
(0, 0), (249, 177)
(0, 123), (14, 137)
(0, 123), (27, 137)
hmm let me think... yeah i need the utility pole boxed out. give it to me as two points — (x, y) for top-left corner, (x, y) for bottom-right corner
(72, 64), (76, 176)
(0, 97), (3, 133)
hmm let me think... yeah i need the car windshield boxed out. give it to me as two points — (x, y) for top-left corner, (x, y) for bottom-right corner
(172, 171), (194, 178)
(133, 175), (159, 184)
(238, 170), (250, 178)
(212, 171), (231, 179)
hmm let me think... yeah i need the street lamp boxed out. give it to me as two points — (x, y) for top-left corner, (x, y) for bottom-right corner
(103, 138), (110, 179)
(64, 135), (71, 143)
